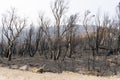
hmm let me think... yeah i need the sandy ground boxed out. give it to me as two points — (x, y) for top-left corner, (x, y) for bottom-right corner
(0, 67), (120, 80)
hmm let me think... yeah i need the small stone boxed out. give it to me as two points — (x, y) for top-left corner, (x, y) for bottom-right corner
(10, 65), (19, 69)
(19, 65), (28, 71)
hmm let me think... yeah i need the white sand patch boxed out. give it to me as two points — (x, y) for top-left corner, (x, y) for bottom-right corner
(0, 67), (119, 80)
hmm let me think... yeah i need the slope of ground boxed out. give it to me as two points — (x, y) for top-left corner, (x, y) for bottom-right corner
(0, 54), (120, 76)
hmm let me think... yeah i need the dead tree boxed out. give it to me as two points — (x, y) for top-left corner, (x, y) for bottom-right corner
(2, 9), (26, 61)
(0, 27), (5, 57)
(25, 24), (35, 57)
(65, 14), (78, 58)
(51, 0), (68, 60)
(38, 14), (55, 59)
(83, 10), (96, 70)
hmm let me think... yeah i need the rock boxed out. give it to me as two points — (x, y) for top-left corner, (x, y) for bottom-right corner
(30, 64), (46, 73)
(19, 65), (28, 71)
(10, 65), (19, 69)
(31, 67), (44, 73)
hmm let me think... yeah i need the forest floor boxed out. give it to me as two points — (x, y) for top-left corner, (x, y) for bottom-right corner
(0, 54), (120, 80)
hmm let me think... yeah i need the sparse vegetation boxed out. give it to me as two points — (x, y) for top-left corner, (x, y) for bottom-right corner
(0, 0), (120, 77)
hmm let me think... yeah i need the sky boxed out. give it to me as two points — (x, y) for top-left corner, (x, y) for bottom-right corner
(0, 0), (119, 25)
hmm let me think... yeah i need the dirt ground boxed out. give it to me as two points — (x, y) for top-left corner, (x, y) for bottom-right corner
(0, 54), (120, 76)
(0, 67), (120, 80)
(0, 53), (120, 80)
